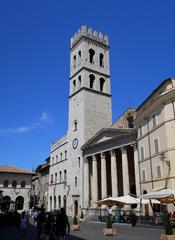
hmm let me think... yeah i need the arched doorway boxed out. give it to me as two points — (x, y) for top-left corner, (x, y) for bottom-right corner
(74, 200), (78, 216)
(15, 196), (24, 210)
(1, 196), (11, 211)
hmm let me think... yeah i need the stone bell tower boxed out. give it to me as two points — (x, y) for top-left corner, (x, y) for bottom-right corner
(67, 26), (112, 214)
(68, 25), (112, 143)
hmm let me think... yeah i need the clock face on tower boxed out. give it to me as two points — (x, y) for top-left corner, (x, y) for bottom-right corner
(72, 138), (78, 149)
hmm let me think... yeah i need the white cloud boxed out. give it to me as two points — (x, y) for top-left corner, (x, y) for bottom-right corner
(0, 111), (53, 135)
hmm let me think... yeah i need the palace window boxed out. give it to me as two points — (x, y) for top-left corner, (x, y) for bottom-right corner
(21, 181), (26, 188)
(75, 176), (78, 187)
(74, 120), (78, 131)
(60, 153), (62, 161)
(3, 180), (9, 188)
(127, 116), (134, 128)
(12, 180), (17, 188)
(64, 170), (67, 182)
(78, 157), (80, 168)
(142, 170), (146, 181)
(56, 155), (58, 162)
(140, 146), (144, 160)
(156, 165), (161, 178)
(55, 173), (57, 183)
(65, 150), (67, 159)
(139, 126), (143, 137)
(59, 171), (62, 182)
(152, 114), (157, 127)
(154, 138), (159, 154)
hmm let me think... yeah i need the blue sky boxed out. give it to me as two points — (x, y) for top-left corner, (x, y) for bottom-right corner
(0, 0), (174, 170)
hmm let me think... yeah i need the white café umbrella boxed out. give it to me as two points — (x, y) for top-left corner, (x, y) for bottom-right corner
(96, 195), (138, 206)
(141, 189), (175, 204)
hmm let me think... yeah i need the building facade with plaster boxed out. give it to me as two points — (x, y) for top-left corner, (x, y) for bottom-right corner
(0, 165), (33, 212)
(134, 78), (175, 196)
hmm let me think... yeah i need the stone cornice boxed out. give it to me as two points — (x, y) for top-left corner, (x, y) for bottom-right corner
(70, 66), (110, 80)
(69, 87), (111, 99)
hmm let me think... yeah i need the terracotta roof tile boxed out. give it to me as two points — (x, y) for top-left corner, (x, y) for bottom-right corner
(0, 165), (33, 174)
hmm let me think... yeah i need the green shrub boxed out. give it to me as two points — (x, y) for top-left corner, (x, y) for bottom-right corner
(106, 215), (112, 229)
(80, 211), (84, 219)
(73, 215), (78, 225)
(164, 212), (173, 235)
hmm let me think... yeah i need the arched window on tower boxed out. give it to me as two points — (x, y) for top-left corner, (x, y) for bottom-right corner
(78, 75), (81, 89)
(75, 176), (78, 187)
(78, 50), (81, 65)
(74, 120), (77, 131)
(99, 77), (105, 92)
(73, 80), (76, 92)
(89, 74), (95, 89)
(59, 171), (62, 182)
(58, 195), (61, 208)
(89, 49), (95, 64)
(64, 170), (67, 182)
(73, 55), (76, 68)
(99, 53), (104, 67)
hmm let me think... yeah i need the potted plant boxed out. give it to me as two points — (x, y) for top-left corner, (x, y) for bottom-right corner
(160, 212), (175, 240)
(71, 215), (80, 231)
(103, 215), (117, 236)
(79, 211), (85, 223)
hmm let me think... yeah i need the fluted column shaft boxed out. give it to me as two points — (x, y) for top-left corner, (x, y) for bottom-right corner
(133, 144), (140, 196)
(122, 147), (130, 195)
(84, 158), (89, 208)
(92, 155), (98, 204)
(110, 150), (118, 197)
(101, 153), (107, 198)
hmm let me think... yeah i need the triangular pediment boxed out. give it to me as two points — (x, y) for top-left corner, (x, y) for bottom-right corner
(82, 128), (135, 150)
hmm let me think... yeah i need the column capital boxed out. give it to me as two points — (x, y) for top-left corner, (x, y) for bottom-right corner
(92, 155), (97, 161)
(100, 152), (106, 159)
(84, 157), (88, 163)
(110, 150), (116, 157)
(131, 143), (137, 151)
(121, 147), (127, 154)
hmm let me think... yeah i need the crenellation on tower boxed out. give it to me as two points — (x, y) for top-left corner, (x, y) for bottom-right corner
(70, 25), (109, 48)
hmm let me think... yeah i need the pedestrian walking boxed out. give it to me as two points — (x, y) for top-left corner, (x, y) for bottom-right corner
(55, 208), (70, 240)
(19, 211), (27, 239)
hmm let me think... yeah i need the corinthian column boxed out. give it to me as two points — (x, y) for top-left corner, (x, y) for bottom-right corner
(84, 157), (89, 208)
(133, 144), (140, 196)
(101, 152), (107, 198)
(92, 155), (98, 205)
(110, 150), (118, 197)
(121, 147), (130, 195)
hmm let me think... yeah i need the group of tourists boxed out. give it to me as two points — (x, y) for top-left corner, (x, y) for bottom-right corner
(36, 207), (70, 240)
(18, 207), (70, 240)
